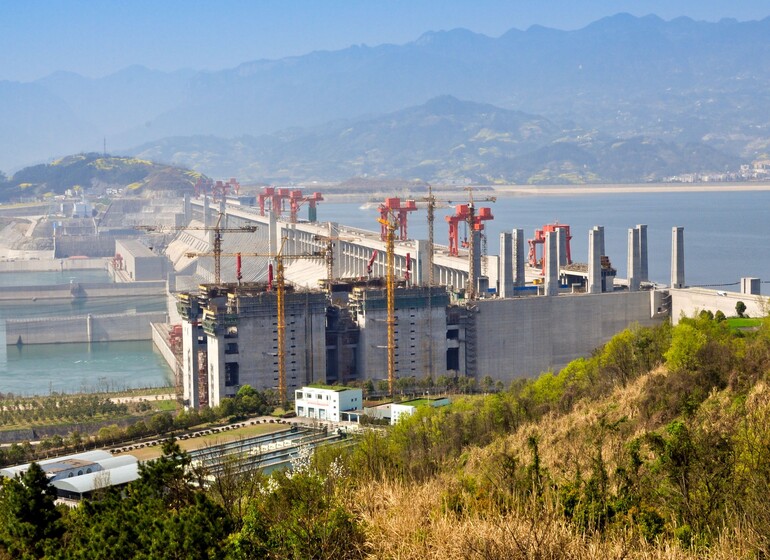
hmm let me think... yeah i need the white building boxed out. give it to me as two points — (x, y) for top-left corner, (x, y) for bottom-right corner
(295, 385), (363, 422)
(390, 397), (451, 425)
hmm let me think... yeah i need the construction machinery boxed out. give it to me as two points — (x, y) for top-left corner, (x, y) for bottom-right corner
(186, 240), (324, 405)
(211, 178), (241, 201)
(377, 212), (398, 396)
(289, 190), (324, 223)
(311, 233), (361, 292)
(527, 223), (573, 275)
(136, 212), (257, 285)
(256, 186), (323, 222)
(379, 197), (417, 241)
(444, 189), (494, 300)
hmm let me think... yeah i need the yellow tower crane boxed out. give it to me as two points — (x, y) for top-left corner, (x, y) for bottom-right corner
(185, 238), (324, 406)
(376, 213), (398, 396)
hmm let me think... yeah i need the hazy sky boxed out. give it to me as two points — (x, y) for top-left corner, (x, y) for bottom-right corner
(2, 0), (769, 82)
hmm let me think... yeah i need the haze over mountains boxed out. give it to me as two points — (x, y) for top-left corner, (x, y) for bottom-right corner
(3, 13), (769, 183)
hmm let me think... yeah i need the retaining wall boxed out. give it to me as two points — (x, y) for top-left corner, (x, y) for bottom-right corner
(150, 322), (180, 375)
(5, 312), (168, 345)
(0, 282), (166, 301)
(670, 288), (769, 324)
(474, 290), (662, 383)
(0, 258), (108, 273)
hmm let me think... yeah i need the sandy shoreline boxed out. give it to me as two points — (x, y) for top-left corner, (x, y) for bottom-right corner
(321, 182), (770, 202)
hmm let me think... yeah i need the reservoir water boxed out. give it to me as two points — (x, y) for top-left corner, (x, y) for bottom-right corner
(323, 189), (770, 288)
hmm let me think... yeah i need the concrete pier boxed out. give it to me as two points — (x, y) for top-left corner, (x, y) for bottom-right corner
(499, 232), (513, 297)
(588, 227), (602, 294)
(671, 226), (685, 289)
(545, 231), (559, 296)
(637, 224), (648, 282)
(513, 228), (525, 287)
(671, 226), (684, 288)
(627, 227), (641, 292)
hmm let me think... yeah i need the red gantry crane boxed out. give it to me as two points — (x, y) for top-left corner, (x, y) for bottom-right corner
(379, 197), (417, 241)
(527, 223), (572, 275)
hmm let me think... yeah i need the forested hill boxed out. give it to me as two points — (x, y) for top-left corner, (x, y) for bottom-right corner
(2, 310), (770, 558)
(0, 153), (203, 201)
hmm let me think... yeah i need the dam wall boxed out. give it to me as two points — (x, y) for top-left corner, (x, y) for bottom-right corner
(473, 290), (663, 383)
(0, 258), (108, 273)
(0, 281), (166, 301)
(5, 312), (168, 345)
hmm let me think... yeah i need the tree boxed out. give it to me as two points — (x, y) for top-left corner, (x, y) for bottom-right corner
(0, 462), (62, 558)
(736, 301), (747, 318)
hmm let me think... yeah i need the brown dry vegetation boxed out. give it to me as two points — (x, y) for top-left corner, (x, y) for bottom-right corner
(334, 315), (770, 559)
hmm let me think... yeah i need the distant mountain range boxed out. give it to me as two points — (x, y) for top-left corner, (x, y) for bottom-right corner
(131, 96), (741, 184)
(1, 13), (769, 183)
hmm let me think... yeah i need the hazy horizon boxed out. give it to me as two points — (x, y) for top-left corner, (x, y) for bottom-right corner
(2, 0), (770, 82)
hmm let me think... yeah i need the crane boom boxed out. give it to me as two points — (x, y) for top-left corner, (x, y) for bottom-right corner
(137, 212), (256, 284)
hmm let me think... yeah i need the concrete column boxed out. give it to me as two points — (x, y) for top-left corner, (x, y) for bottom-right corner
(269, 209), (279, 255)
(86, 314), (93, 344)
(627, 227), (640, 292)
(595, 225), (605, 257)
(545, 231), (559, 296)
(203, 195), (210, 229)
(472, 230), (482, 292)
(513, 228), (525, 287)
(414, 239), (430, 286)
(637, 224), (648, 282)
(557, 227), (568, 267)
(588, 227), (602, 294)
(499, 232), (513, 297)
(182, 321), (200, 409)
(183, 193), (191, 222)
(671, 226), (685, 289)
(741, 277), (760, 295)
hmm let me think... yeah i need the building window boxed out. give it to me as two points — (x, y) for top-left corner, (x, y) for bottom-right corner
(225, 363), (239, 387)
(225, 342), (239, 354)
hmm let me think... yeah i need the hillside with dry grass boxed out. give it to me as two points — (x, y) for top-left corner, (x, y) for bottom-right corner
(2, 313), (770, 559)
(337, 314), (770, 559)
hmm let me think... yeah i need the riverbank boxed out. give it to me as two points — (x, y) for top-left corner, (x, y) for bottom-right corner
(320, 182), (770, 202)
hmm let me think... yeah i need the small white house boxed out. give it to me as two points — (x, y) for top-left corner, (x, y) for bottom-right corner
(390, 397), (451, 425)
(295, 385), (363, 422)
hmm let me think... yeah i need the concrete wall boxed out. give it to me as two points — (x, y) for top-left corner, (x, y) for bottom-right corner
(150, 322), (180, 377)
(670, 287), (769, 324)
(473, 290), (661, 383)
(0, 282), (166, 301)
(0, 258), (108, 273)
(54, 236), (115, 258)
(5, 312), (167, 345)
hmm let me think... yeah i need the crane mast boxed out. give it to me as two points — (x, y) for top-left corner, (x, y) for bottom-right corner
(377, 215), (397, 395)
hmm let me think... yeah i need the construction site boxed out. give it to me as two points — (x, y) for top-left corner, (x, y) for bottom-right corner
(2, 179), (767, 405)
(120, 182), (762, 410)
